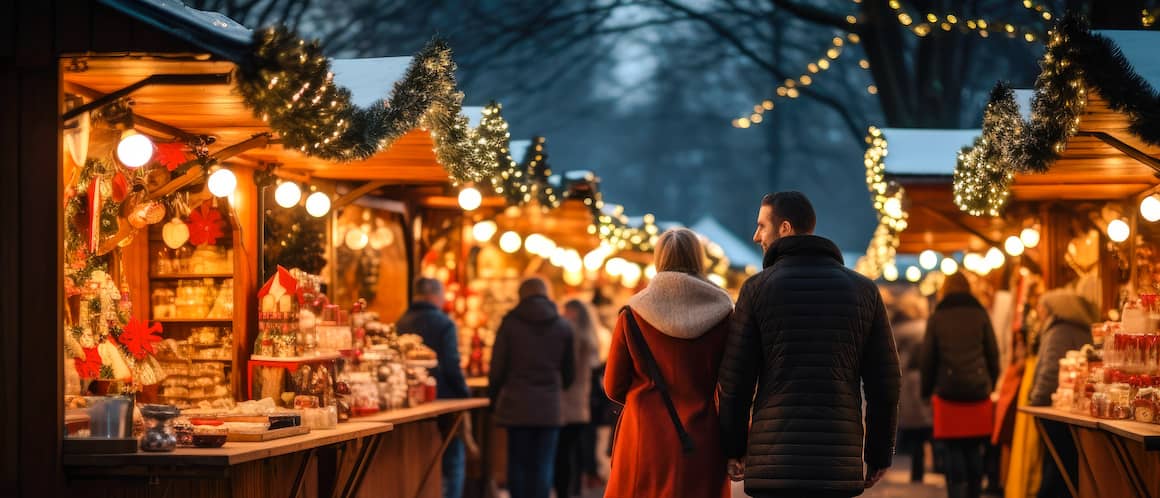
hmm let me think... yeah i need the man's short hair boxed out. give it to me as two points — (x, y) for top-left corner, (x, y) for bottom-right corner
(414, 277), (444, 300)
(762, 191), (817, 234)
(518, 277), (550, 300)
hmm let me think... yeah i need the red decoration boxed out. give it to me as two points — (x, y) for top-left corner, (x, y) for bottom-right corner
(156, 142), (188, 171)
(120, 318), (163, 360)
(111, 172), (129, 202)
(187, 201), (225, 246)
(87, 176), (102, 252)
(74, 346), (102, 379)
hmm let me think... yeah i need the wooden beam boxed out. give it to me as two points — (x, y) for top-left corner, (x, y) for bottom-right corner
(333, 181), (390, 210)
(1076, 130), (1160, 175)
(420, 196), (507, 210)
(914, 204), (1002, 247)
(61, 72), (232, 121)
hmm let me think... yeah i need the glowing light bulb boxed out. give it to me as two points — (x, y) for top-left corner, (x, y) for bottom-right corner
(116, 131), (154, 168)
(622, 264), (644, 288)
(963, 253), (984, 273)
(919, 250), (939, 270)
(884, 197), (903, 219)
(605, 257), (627, 277)
(1108, 219), (1130, 243)
(275, 181), (302, 208)
(458, 186), (482, 211)
(1020, 227), (1041, 248)
(472, 220), (497, 243)
(563, 250), (583, 273)
(645, 264), (657, 280)
(883, 263), (899, 281)
(905, 266), (922, 282)
(985, 247), (1005, 269)
(940, 258), (959, 275)
(305, 191), (331, 218)
(1004, 235), (1025, 256)
(345, 227), (369, 250)
(207, 167), (237, 198)
(499, 231), (522, 253)
(1142, 195), (1160, 222)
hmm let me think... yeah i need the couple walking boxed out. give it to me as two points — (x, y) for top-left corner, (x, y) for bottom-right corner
(605, 192), (902, 498)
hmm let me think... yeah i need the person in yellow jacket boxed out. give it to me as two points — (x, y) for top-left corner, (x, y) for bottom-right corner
(1005, 354), (1043, 498)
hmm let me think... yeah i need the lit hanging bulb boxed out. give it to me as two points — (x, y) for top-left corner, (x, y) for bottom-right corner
(940, 258), (959, 275)
(1142, 195), (1160, 222)
(1020, 227), (1041, 248)
(207, 167), (237, 198)
(605, 257), (627, 277)
(1108, 219), (1130, 243)
(345, 227), (369, 250)
(883, 263), (899, 281)
(1004, 235), (1025, 256)
(499, 231), (522, 253)
(963, 253), (984, 273)
(985, 247), (1005, 269)
(275, 181), (303, 208)
(919, 250), (939, 270)
(458, 185), (482, 211)
(905, 266), (922, 282)
(305, 191), (331, 218)
(116, 130), (154, 168)
(472, 220), (497, 242)
(645, 264), (657, 280)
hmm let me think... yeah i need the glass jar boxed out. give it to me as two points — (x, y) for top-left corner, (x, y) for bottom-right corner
(1134, 387), (1157, 423)
(1110, 383), (1134, 419)
(1091, 391), (1110, 418)
(139, 404), (180, 452)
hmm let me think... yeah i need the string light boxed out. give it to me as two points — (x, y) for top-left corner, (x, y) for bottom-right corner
(735, 31), (862, 128)
(275, 181), (303, 208)
(207, 167), (237, 198)
(472, 220), (498, 242)
(856, 126), (908, 279)
(885, 0), (1044, 43)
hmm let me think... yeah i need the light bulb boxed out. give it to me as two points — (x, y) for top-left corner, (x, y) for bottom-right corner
(985, 247), (1005, 269)
(605, 257), (627, 277)
(905, 266), (922, 282)
(563, 249), (583, 273)
(1108, 219), (1130, 243)
(883, 263), (899, 281)
(884, 197), (903, 219)
(1004, 235), (1025, 256)
(275, 181), (302, 208)
(1142, 196), (1160, 222)
(345, 227), (369, 250)
(1020, 227), (1041, 248)
(305, 191), (331, 218)
(919, 250), (939, 270)
(940, 258), (959, 275)
(549, 247), (567, 267)
(458, 186), (482, 211)
(116, 131), (154, 168)
(207, 167), (237, 198)
(584, 248), (608, 271)
(708, 273), (727, 288)
(472, 220), (497, 242)
(499, 231), (522, 253)
(645, 264), (657, 280)
(563, 270), (584, 287)
(963, 253), (984, 273)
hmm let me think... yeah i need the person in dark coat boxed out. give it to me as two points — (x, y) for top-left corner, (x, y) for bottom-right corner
(488, 277), (574, 498)
(920, 273), (1000, 498)
(718, 191), (901, 498)
(892, 292), (933, 483)
(1027, 289), (1096, 498)
(395, 277), (475, 498)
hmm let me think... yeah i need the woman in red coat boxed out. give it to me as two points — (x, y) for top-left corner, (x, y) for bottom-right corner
(604, 228), (734, 498)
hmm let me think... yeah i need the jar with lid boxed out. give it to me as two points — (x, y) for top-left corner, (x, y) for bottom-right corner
(139, 404), (180, 452)
(1134, 387), (1157, 423)
(1110, 383), (1134, 419)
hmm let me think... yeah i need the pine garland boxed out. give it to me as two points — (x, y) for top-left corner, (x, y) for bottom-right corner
(237, 27), (499, 183)
(953, 16), (1160, 214)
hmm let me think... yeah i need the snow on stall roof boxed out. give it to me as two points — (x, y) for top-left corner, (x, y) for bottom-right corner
(330, 57), (412, 108)
(690, 216), (763, 270)
(510, 140), (532, 163)
(880, 128), (979, 176)
(132, 0), (252, 43)
(1015, 89), (1035, 120)
(1097, 30), (1160, 91)
(463, 106), (484, 128)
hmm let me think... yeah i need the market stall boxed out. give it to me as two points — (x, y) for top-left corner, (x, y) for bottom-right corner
(950, 18), (1160, 498)
(41, 1), (498, 497)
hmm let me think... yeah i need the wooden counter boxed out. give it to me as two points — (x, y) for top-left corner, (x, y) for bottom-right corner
(1018, 406), (1101, 429)
(1019, 405), (1160, 445)
(62, 421), (393, 468)
(354, 398), (489, 425)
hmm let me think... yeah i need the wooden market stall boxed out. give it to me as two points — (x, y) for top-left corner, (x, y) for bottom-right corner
(4, 1), (505, 497)
(951, 19), (1160, 498)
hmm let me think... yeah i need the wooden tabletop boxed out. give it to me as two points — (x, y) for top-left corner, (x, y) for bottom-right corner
(62, 421), (393, 468)
(1019, 406), (1102, 429)
(466, 377), (488, 389)
(353, 398), (490, 425)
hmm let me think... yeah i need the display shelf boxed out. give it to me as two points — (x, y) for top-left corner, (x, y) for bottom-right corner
(155, 317), (234, 323)
(150, 272), (235, 279)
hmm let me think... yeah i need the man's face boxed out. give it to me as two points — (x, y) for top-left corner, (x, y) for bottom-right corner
(753, 205), (792, 253)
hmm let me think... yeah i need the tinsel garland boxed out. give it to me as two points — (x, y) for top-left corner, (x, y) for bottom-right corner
(236, 27), (499, 184)
(953, 16), (1160, 215)
(475, 102), (528, 204)
(521, 137), (561, 210)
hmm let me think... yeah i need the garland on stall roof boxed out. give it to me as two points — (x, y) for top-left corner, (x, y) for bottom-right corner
(520, 137), (561, 210)
(562, 174), (660, 253)
(236, 27), (499, 183)
(475, 102), (530, 205)
(952, 16), (1160, 215)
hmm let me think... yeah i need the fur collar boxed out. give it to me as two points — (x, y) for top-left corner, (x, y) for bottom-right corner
(627, 271), (733, 339)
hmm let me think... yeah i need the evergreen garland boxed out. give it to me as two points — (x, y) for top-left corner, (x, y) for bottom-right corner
(476, 102), (525, 204)
(953, 16), (1160, 214)
(236, 27), (499, 183)
(521, 137), (561, 210)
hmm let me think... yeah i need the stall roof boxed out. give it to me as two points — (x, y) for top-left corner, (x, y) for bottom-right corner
(690, 217), (762, 270)
(100, 0), (252, 61)
(880, 128), (979, 177)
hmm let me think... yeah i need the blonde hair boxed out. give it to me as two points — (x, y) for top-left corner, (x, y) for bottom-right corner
(654, 228), (705, 276)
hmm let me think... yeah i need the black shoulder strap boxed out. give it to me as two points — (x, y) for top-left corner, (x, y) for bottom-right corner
(621, 306), (695, 453)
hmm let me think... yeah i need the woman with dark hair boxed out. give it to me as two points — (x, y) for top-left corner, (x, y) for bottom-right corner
(921, 273), (1000, 498)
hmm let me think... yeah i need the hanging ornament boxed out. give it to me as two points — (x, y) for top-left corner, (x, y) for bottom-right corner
(111, 172), (129, 203)
(128, 201), (166, 229)
(187, 201), (225, 246)
(63, 110), (90, 167)
(155, 142), (189, 171)
(145, 167), (171, 192)
(162, 217), (190, 249)
(87, 175), (103, 252)
(120, 317), (164, 360)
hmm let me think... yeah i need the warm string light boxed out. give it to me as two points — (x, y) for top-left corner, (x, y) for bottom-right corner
(733, 32), (864, 128)
(887, 0), (1044, 42)
(855, 126), (907, 279)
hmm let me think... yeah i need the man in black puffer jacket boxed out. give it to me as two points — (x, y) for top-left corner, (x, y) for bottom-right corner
(718, 192), (901, 498)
